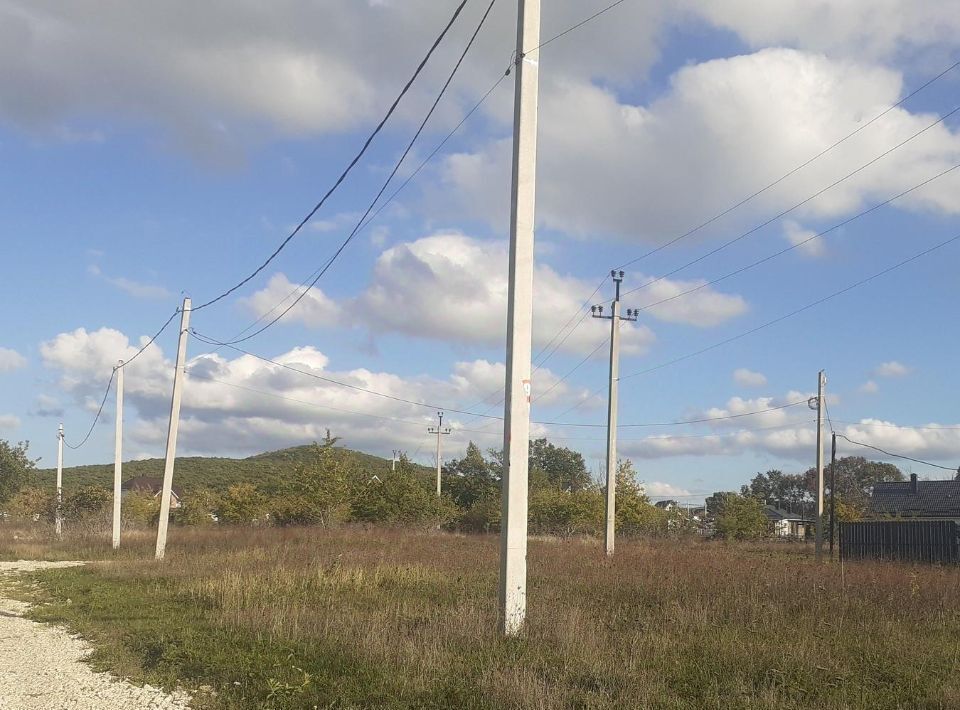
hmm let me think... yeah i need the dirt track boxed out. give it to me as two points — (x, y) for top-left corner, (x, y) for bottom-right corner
(0, 560), (191, 710)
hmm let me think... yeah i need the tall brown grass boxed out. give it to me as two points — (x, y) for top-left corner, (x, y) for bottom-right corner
(8, 526), (960, 708)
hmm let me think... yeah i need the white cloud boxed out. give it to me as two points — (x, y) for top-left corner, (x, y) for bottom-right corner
(437, 49), (960, 243)
(244, 233), (747, 355)
(782, 220), (826, 258)
(838, 419), (960, 464)
(873, 360), (911, 377)
(733, 368), (767, 388)
(643, 481), (692, 497)
(88, 264), (171, 300)
(37, 325), (588, 458)
(0, 414), (20, 430)
(859, 380), (880, 394)
(0, 347), (27, 372)
(684, 0), (960, 59)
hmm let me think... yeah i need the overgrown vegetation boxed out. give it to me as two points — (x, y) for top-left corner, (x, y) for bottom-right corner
(8, 527), (960, 709)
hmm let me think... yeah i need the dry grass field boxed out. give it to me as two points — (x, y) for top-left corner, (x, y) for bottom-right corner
(3, 525), (960, 709)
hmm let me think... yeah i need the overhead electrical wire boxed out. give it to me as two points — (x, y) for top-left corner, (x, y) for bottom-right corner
(618, 103), (960, 302)
(191, 0), (471, 312)
(835, 433), (957, 472)
(62, 307), (181, 450)
(614, 57), (960, 272)
(220, 0), (499, 343)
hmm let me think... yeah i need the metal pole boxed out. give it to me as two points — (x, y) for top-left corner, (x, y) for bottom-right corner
(155, 298), (191, 561)
(499, 0), (540, 638)
(829, 431), (837, 558)
(112, 360), (124, 550)
(815, 370), (826, 561)
(604, 278), (622, 555)
(55, 423), (63, 540)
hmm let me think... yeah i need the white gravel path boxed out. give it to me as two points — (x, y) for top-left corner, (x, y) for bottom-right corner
(0, 560), (192, 710)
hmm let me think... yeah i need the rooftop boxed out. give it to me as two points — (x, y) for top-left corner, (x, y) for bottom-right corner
(870, 476), (960, 518)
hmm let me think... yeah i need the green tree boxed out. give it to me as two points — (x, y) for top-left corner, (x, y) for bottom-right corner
(616, 460), (667, 535)
(351, 471), (457, 528)
(122, 491), (161, 526)
(62, 485), (111, 521)
(443, 442), (498, 509)
(741, 469), (808, 507)
(0, 440), (36, 507)
(528, 438), (591, 492)
(270, 435), (355, 526)
(806, 456), (903, 512)
(6, 486), (55, 521)
(218, 483), (268, 525)
(715, 494), (769, 540)
(529, 486), (603, 536)
(175, 487), (221, 526)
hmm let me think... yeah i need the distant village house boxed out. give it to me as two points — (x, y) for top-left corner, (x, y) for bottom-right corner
(120, 477), (183, 510)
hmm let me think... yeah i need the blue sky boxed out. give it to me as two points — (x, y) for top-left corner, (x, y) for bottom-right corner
(2, 0), (959, 501)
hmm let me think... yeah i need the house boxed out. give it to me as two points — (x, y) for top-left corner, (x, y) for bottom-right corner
(120, 476), (184, 509)
(869, 473), (960, 520)
(654, 500), (678, 511)
(762, 505), (813, 539)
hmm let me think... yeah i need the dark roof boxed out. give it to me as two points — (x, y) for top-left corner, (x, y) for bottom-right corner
(762, 505), (812, 522)
(121, 476), (183, 499)
(654, 500), (677, 509)
(870, 479), (960, 518)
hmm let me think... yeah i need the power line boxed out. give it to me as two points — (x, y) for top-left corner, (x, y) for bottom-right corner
(835, 433), (957, 472)
(630, 161), (960, 317)
(530, 0), (630, 54)
(619, 232), (960, 381)
(192, 0), (471, 312)
(62, 308), (181, 450)
(619, 102), (960, 301)
(614, 57), (960, 272)
(222, 0), (499, 343)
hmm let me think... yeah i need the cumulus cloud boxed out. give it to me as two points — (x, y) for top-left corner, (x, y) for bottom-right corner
(437, 49), (960, 243)
(0, 414), (20, 430)
(643, 481), (693, 497)
(243, 233), (747, 355)
(782, 220), (826, 257)
(873, 360), (911, 377)
(38, 325), (589, 458)
(0, 347), (27, 372)
(733, 368), (767, 388)
(859, 380), (880, 394)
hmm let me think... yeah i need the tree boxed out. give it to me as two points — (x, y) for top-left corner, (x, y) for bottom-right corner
(805, 456), (904, 512)
(443, 442), (499, 509)
(715, 494), (768, 540)
(270, 435), (355, 526)
(6, 486), (55, 522)
(529, 486), (603, 536)
(616, 460), (667, 536)
(122, 491), (161, 526)
(62, 485), (111, 521)
(218, 483), (268, 525)
(705, 491), (738, 519)
(175, 488), (221, 526)
(351, 470), (457, 528)
(528, 438), (591, 492)
(741, 469), (808, 508)
(0, 440), (36, 507)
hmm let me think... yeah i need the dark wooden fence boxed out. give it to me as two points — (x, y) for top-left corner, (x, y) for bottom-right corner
(840, 520), (960, 563)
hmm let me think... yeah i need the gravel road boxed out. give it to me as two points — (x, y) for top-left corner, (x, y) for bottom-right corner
(0, 560), (192, 710)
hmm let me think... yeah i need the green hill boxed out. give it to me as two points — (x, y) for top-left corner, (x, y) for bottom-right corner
(35, 444), (434, 495)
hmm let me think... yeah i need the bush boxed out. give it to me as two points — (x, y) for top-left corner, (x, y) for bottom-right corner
(122, 491), (161, 527)
(715, 495), (768, 540)
(217, 483), (267, 525)
(175, 487), (221, 526)
(5, 486), (56, 522)
(529, 487), (603, 537)
(352, 472), (457, 528)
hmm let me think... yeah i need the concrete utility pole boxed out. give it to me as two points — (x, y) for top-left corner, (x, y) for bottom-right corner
(428, 412), (451, 496)
(591, 271), (638, 557)
(391, 450), (399, 473)
(55, 423), (63, 540)
(155, 298), (191, 562)
(112, 360), (124, 550)
(829, 431), (837, 558)
(814, 370), (826, 561)
(500, 0), (540, 638)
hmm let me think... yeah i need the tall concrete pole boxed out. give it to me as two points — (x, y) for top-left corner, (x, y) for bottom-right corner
(815, 370), (826, 561)
(428, 412), (450, 496)
(604, 279), (621, 556)
(829, 431), (837, 559)
(55, 423), (63, 540)
(499, 0), (540, 638)
(155, 298), (191, 561)
(112, 360), (124, 550)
